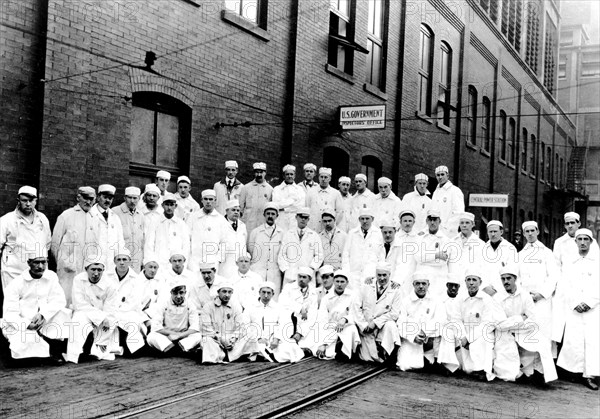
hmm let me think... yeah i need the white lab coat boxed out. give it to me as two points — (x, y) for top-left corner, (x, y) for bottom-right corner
(449, 232), (486, 281)
(348, 189), (376, 231)
(320, 228), (347, 270)
(411, 231), (454, 299)
(402, 189), (432, 233)
(392, 230), (419, 294)
(316, 289), (361, 359)
(144, 215), (191, 270)
(278, 282), (320, 354)
(214, 178), (244, 216)
(239, 180), (273, 234)
(371, 192), (402, 227)
(174, 194), (200, 222)
(248, 223), (284, 296)
(342, 226), (385, 289)
(480, 239), (519, 298)
(278, 227), (324, 287)
(187, 209), (230, 272)
(230, 269), (263, 310)
(147, 297), (202, 353)
(272, 182), (305, 232)
(1, 269), (70, 359)
(305, 186), (344, 232)
(0, 208), (51, 289)
(219, 219), (248, 279)
(89, 204), (125, 274)
(337, 193), (352, 233)
(431, 181), (465, 238)
(551, 233), (579, 342)
(114, 203), (145, 273)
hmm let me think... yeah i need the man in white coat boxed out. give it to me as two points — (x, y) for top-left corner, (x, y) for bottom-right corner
(248, 203), (284, 296)
(342, 208), (385, 290)
(175, 176), (200, 222)
(187, 189), (230, 272)
(137, 170), (171, 211)
(372, 177), (402, 227)
(278, 207), (324, 289)
(393, 210), (419, 294)
(557, 229), (600, 390)
(1, 249), (69, 364)
(230, 253), (263, 310)
(51, 186), (97, 305)
(240, 162), (273, 234)
(272, 164), (305, 232)
(144, 193), (191, 270)
(299, 163), (319, 195)
(305, 167), (344, 232)
(214, 160), (244, 216)
(431, 165), (465, 238)
(1, 186), (51, 290)
(518, 220), (557, 354)
(401, 173), (432, 233)
(337, 176), (352, 233)
(89, 184), (125, 274)
(349, 174), (375, 231)
(114, 186), (145, 273)
(319, 208), (347, 270)
(357, 262), (401, 363)
(450, 212), (485, 282)
(480, 220), (519, 298)
(245, 281), (305, 363)
(219, 199), (248, 279)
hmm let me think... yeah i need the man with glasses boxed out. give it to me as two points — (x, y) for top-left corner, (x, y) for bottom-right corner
(431, 165), (465, 238)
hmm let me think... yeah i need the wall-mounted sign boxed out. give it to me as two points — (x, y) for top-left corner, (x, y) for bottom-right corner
(339, 104), (386, 130)
(469, 193), (509, 207)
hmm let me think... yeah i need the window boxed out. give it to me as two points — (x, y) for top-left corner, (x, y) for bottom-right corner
(558, 55), (567, 79)
(480, 0), (499, 23)
(323, 146), (350, 184)
(546, 146), (552, 181)
(560, 30), (573, 46)
(130, 92), (191, 183)
(501, 0), (522, 51)
(525, 1), (540, 74)
(482, 97), (491, 152)
(366, 0), (387, 90)
(361, 155), (382, 192)
(521, 127), (528, 171)
(581, 53), (600, 77)
(438, 42), (453, 126)
(508, 118), (516, 165)
(530, 134), (536, 176)
(559, 156), (564, 187)
(418, 25), (434, 116)
(499, 111), (507, 161)
(224, 0), (268, 28)
(544, 20), (557, 94)
(540, 141), (545, 180)
(329, 0), (365, 76)
(554, 152), (559, 184)
(466, 86), (477, 145)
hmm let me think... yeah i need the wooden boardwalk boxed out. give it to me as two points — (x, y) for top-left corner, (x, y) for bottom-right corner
(1, 356), (598, 419)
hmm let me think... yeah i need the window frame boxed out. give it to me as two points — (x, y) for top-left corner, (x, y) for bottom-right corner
(466, 85), (477, 145)
(521, 127), (528, 172)
(418, 24), (434, 116)
(481, 97), (492, 153)
(499, 110), (507, 162)
(508, 117), (516, 166)
(223, 0), (268, 29)
(365, 0), (388, 91)
(437, 42), (453, 127)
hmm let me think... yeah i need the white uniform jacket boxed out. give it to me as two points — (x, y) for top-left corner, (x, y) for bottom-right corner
(342, 226), (384, 288)
(431, 180), (465, 238)
(89, 204), (125, 274)
(239, 180), (273, 234)
(214, 178), (244, 216)
(305, 185), (344, 232)
(175, 194), (200, 222)
(144, 215), (191, 269)
(114, 203), (145, 272)
(278, 227), (324, 287)
(248, 223), (284, 295)
(371, 192), (402, 227)
(187, 209), (230, 272)
(219, 218), (248, 279)
(402, 189), (432, 233)
(320, 228), (347, 270)
(348, 189), (375, 231)
(272, 182), (306, 232)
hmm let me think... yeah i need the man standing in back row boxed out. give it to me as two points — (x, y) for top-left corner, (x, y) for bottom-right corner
(431, 165), (464, 238)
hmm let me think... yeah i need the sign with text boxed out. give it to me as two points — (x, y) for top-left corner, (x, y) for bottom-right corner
(469, 194), (509, 207)
(339, 105), (386, 130)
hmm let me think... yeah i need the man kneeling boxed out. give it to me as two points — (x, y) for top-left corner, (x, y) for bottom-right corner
(146, 279), (202, 354)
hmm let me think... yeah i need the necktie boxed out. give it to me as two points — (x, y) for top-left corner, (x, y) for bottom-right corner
(299, 229), (304, 241)
(232, 221), (237, 231)
(363, 229), (368, 239)
(102, 210), (108, 221)
(384, 242), (391, 256)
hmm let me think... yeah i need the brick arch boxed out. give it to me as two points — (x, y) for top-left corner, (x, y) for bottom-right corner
(128, 67), (194, 108)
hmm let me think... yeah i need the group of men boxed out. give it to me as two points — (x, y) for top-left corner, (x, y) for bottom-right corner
(0, 161), (598, 392)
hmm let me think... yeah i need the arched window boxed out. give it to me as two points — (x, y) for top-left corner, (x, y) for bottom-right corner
(481, 97), (491, 152)
(521, 127), (528, 171)
(361, 155), (383, 192)
(508, 117), (516, 165)
(499, 111), (507, 161)
(438, 42), (453, 126)
(466, 86), (477, 145)
(323, 146), (350, 185)
(418, 24), (434, 116)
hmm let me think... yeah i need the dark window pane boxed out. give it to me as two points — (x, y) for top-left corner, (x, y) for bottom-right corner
(131, 107), (155, 164)
(156, 113), (179, 168)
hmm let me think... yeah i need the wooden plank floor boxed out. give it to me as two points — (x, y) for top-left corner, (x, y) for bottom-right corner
(289, 369), (600, 419)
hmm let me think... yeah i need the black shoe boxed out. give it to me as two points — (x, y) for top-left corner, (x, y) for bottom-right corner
(46, 355), (66, 367)
(583, 377), (599, 391)
(531, 371), (549, 388)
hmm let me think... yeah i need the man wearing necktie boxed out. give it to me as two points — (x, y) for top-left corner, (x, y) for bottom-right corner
(89, 184), (125, 276)
(214, 160), (244, 215)
(219, 199), (248, 279)
(319, 208), (347, 270)
(115, 186), (146, 273)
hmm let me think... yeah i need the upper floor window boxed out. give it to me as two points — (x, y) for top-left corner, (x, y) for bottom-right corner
(508, 117), (516, 165)
(482, 97), (491, 152)
(501, 0), (522, 51)
(499, 110), (507, 161)
(418, 24), (434, 116)
(224, 0), (268, 28)
(544, 20), (557, 94)
(480, 0), (499, 23)
(438, 42), (453, 126)
(466, 86), (477, 145)
(546, 146), (552, 181)
(530, 134), (536, 176)
(130, 92), (191, 183)
(524, 1), (541, 74)
(329, 0), (366, 76)
(540, 141), (546, 180)
(521, 127), (528, 171)
(366, 0), (387, 90)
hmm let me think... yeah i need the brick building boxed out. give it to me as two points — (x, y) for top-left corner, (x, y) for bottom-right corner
(1, 0), (581, 244)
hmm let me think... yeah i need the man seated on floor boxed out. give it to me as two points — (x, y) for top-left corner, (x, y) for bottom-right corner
(245, 281), (304, 363)
(1, 249), (70, 365)
(200, 282), (258, 363)
(139, 259), (165, 321)
(146, 277), (202, 355)
(315, 270), (361, 360)
(64, 260), (120, 363)
(493, 265), (557, 385)
(357, 262), (401, 363)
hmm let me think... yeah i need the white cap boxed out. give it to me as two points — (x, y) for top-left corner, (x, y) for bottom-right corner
(124, 186), (141, 197)
(464, 267), (482, 279)
(499, 264), (519, 277)
(338, 176), (351, 184)
(318, 265), (335, 275)
(259, 281), (277, 292)
(282, 164), (296, 173)
(319, 167), (332, 176)
(522, 221), (538, 230)
(201, 189), (216, 198)
(217, 281), (234, 291)
(412, 271), (431, 282)
(18, 186), (37, 197)
(156, 170), (171, 180)
(177, 176), (191, 185)
(446, 274), (461, 285)
(304, 163), (317, 171)
(253, 162), (267, 171)
(321, 207), (336, 219)
(427, 208), (441, 218)
(225, 160), (238, 169)
(24, 245), (48, 260)
(144, 184), (161, 195)
(487, 220), (503, 229)
(564, 212), (580, 222)
(355, 174), (367, 182)
(296, 207), (310, 216)
(359, 207), (374, 218)
(435, 165), (449, 174)
(575, 228), (594, 239)
(297, 267), (314, 278)
(237, 252), (252, 261)
(263, 202), (279, 213)
(379, 218), (397, 228)
(378, 177), (392, 186)
(399, 208), (416, 219)
(333, 269), (349, 280)
(115, 247), (131, 258)
(225, 199), (240, 210)
(78, 186), (96, 197)
(162, 192), (177, 203)
(169, 248), (186, 259)
(460, 212), (475, 222)
(414, 173), (428, 182)
(375, 262), (392, 274)
(98, 184), (116, 195)
(198, 262), (217, 272)
(168, 277), (188, 291)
